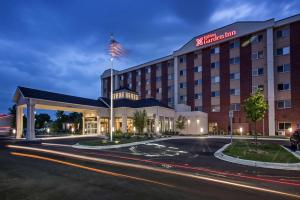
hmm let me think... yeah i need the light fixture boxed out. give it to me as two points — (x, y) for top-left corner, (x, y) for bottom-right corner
(112, 127), (115, 132)
(288, 127), (293, 133)
(200, 128), (204, 133)
(133, 127), (136, 132)
(12, 129), (16, 134)
(46, 128), (50, 133)
(101, 127), (104, 132)
(71, 127), (75, 133)
(239, 127), (243, 134)
(187, 119), (190, 124)
(197, 119), (200, 124)
(156, 127), (160, 132)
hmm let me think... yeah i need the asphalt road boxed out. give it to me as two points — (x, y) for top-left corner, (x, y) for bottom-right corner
(1, 137), (300, 200)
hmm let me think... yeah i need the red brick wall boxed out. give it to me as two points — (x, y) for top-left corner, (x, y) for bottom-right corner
(202, 48), (211, 113)
(131, 70), (136, 91)
(186, 52), (195, 110)
(123, 73), (128, 88)
(151, 65), (157, 98)
(141, 68), (146, 99)
(161, 61), (168, 104)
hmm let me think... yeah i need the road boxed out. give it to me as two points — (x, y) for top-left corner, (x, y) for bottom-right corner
(1, 137), (300, 200)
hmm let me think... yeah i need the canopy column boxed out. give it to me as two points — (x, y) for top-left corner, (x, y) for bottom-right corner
(26, 100), (35, 140)
(16, 105), (23, 139)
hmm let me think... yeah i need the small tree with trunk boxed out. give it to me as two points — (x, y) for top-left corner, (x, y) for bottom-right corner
(176, 115), (187, 133)
(243, 89), (268, 148)
(133, 110), (148, 135)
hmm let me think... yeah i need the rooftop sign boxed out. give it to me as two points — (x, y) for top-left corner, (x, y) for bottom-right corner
(195, 30), (237, 47)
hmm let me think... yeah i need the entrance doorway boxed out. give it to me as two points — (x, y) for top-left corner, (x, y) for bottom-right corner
(85, 117), (97, 134)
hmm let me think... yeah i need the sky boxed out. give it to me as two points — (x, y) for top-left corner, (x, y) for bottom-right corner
(1, 0), (300, 114)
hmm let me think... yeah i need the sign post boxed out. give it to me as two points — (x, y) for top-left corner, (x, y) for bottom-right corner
(229, 111), (234, 144)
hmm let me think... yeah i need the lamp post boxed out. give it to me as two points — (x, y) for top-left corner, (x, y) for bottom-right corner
(110, 57), (114, 142)
(229, 110), (234, 144)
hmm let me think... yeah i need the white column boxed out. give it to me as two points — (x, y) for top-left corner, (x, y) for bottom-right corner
(174, 56), (179, 110)
(26, 100), (35, 140)
(82, 115), (85, 134)
(154, 107), (160, 134)
(97, 115), (101, 134)
(16, 105), (23, 139)
(121, 114), (127, 133)
(267, 28), (276, 136)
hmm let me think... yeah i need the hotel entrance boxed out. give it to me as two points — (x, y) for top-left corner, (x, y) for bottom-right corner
(85, 117), (97, 134)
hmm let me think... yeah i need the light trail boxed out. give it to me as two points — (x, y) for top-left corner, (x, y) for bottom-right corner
(6, 144), (300, 199)
(71, 148), (300, 187)
(10, 152), (176, 188)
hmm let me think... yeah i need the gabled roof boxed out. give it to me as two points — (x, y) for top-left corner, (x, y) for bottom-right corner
(100, 97), (172, 109)
(114, 87), (138, 94)
(16, 86), (108, 108)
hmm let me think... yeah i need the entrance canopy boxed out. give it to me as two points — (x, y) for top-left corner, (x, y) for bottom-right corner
(13, 86), (108, 140)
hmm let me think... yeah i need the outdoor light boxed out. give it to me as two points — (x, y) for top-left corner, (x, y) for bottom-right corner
(197, 119), (200, 124)
(200, 128), (204, 133)
(12, 129), (16, 134)
(101, 127), (104, 132)
(239, 127), (243, 134)
(288, 127), (293, 133)
(188, 119), (190, 124)
(112, 127), (115, 132)
(71, 127), (75, 133)
(46, 128), (50, 134)
(156, 127), (160, 132)
(133, 127), (136, 132)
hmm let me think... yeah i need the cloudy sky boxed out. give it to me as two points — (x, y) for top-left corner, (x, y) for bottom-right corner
(1, 0), (300, 114)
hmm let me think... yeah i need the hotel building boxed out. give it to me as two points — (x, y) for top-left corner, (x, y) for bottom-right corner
(101, 14), (300, 136)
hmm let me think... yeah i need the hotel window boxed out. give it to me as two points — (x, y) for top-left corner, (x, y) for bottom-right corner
(128, 83), (132, 89)
(146, 90), (151, 95)
(168, 85), (174, 92)
(277, 47), (290, 56)
(277, 99), (291, 109)
(211, 105), (220, 112)
(211, 91), (220, 97)
(277, 64), (290, 73)
(168, 97), (174, 104)
(230, 88), (240, 96)
(137, 70), (141, 76)
(120, 75), (124, 81)
(211, 47), (220, 54)
(179, 82), (187, 88)
(168, 74), (174, 80)
(146, 79), (150, 85)
(277, 29), (289, 38)
(128, 73), (132, 79)
(278, 122), (291, 131)
(211, 76), (220, 84)
(211, 61), (220, 69)
(156, 64), (161, 72)
(230, 57), (240, 64)
(179, 69), (186, 76)
(137, 81), (141, 86)
(230, 72), (240, 80)
(252, 85), (264, 93)
(146, 67), (151, 74)
(230, 103), (240, 111)
(277, 83), (291, 91)
(195, 93), (202, 99)
(252, 67), (264, 76)
(156, 88), (162, 94)
(195, 106), (203, 111)
(179, 56), (186, 64)
(194, 79), (202, 85)
(168, 61), (174, 67)
(251, 34), (263, 44)
(156, 76), (161, 82)
(252, 51), (263, 60)
(229, 40), (240, 49)
(194, 66), (202, 72)
(179, 95), (187, 103)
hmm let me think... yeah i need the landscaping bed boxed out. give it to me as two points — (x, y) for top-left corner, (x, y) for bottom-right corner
(223, 141), (300, 163)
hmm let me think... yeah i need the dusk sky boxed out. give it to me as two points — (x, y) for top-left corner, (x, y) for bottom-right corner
(1, 0), (300, 114)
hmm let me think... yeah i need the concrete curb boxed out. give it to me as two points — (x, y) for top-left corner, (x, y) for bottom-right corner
(214, 143), (300, 171)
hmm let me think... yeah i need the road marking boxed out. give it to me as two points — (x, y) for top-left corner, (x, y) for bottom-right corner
(7, 144), (300, 199)
(10, 151), (176, 189)
(42, 142), (73, 147)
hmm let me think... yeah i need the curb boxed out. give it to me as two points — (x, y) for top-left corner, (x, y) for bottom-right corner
(214, 143), (300, 171)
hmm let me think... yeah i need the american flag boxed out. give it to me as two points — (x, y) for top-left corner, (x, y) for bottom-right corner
(109, 34), (123, 58)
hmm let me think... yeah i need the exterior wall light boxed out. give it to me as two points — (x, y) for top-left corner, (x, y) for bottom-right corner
(288, 127), (293, 133)
(46, 128), (50, 134)
(239, 127), (243, 134)
(133, 127), (136, 132)
(12, 129), (16, 134)
(156, 127), (160, 132)
(196, 119), (200, 124)
(71, 127), (75, 133)
(187, 119), (190, 124)
(200, 128), (204, 133)
(101, 127), (104, 132)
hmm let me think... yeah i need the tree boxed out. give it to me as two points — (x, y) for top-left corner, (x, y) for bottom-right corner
(176, 115), (187, 133)
(68, 112), (82, 132)
(8, 104), (16, 128)
(55, 111), (68, 130)
(35, 113), (51, 129)
(133, 110), (148, 135)
(243, 90), (268, 147)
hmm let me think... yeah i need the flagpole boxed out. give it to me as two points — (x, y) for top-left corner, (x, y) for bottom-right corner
(110, 57), (114, 142)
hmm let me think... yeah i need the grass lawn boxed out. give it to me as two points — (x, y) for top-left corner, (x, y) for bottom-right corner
(223, 141), (300, 163)
(78, 136), (154, 146)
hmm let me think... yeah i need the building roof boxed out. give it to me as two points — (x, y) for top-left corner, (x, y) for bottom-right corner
(100, 97), (172, 109)
(114, 87), (137, 94)
(17, 86), (108, 108)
